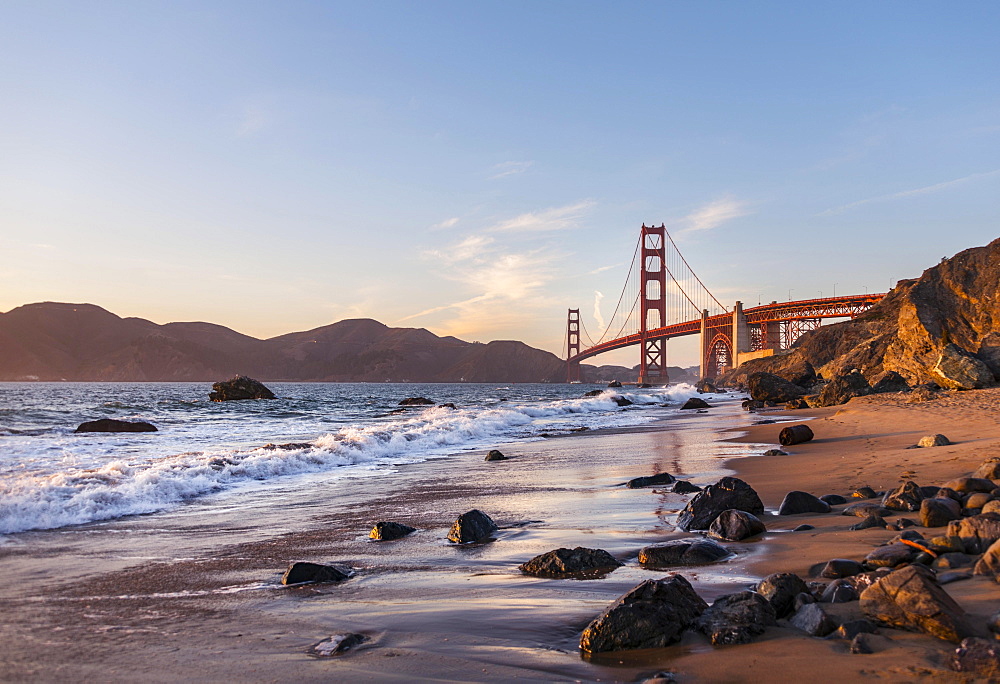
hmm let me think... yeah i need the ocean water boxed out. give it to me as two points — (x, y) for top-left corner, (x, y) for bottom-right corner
(0, 382), (705, 535)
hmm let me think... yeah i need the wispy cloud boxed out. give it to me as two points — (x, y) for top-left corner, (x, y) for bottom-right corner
(820, 169), (1000, 216)
(592, 291), (606, 332)
(489, 160), (534, 179)
(676, 196), (749, 235)
(430, 217), (460, 230)
(489, 200), (595, 233)
(588, 263), (620, 275)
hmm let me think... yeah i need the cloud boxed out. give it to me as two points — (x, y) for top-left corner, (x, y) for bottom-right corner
(677, 196), (749, 235)
(820, 169), (1000, 216)
(430, 217), (460, 230)
(489, 200), (595, 233)
(588, 263), (620, 275)
(489, 161), (534, 179)
(592, 291), (605, 332)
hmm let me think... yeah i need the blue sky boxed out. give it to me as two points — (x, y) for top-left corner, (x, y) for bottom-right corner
(2, 1), (998, 367)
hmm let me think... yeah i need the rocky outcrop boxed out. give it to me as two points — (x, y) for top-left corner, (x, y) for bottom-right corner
(721, 355), (816, 390)
(933, 343), (996, 389)
(75, 418), (157, 433)
(209, 376), (276, 401)
(859, 565), (971, 642)
(638, 538), (731, 568)
(947, 513), (1000, 553)
(816, 369), (872, 407)
(519, 547), (622, 578)
(579, 576), (708, 653)
(676, 477), (764, 531)
(447, 510), (497, 543)
(746, 372), (807, 403)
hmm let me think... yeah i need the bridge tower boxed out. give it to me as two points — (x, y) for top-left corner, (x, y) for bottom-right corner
(566, 308), (581, 382)
(638, 224), (668, 384)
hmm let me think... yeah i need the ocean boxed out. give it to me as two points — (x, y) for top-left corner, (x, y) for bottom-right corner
(0, 381), (703, 536)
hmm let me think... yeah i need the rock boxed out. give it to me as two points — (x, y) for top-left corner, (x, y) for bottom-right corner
(852, 486), (878, 499)
(746, 372), (807, 403)
(972, 537), (1000, 578)
(438, 402), (457, 409)
(627, 472), (676, 488)
(983, 500), (1000, 514)
(882, 480), (925, 511)
(965, 492), (994, 509)
(932, 552), (973, 571)
(784, 397), (809, 409)
(819, 559), (865, 579)
(920, 497), (961, 528)
(757, 572), (810, 618)
(842, 502), (891, 518)
(742, 399), (765, 411)
(447, 509), (498, 543)
(695, 592), (776, 645)
(607, 380), (622, 388)
(850, 633), (894, 654)
(638, 538), (731, 568)
(696, 379), (718, 393)
(794, 592), (816, 611)
(398, 397), (434, 405)
(917, 434), (951, 448)
(763, 449), (788, 456)
(579, 576), (708, 653)
(947, 512), (1000, 553)
(789, 602), (839, 636)
(676, 476), (765, 531)
(817, 369), (873, 407)
(671, 480), (702, 494)
(932, 343), (995, 390)
(74, 418), (157, 433)
(990, 610), (1000, 636)
(850, 515), (888, 531)
(612, 396), (633, 407)
(820, 494), (848, 505)
(640, 672), (677, 684)
(307, 633), (368, 657)
(778, 491), (831, 515)
(281, 562), (353, 585)
(834, 619), (878, 640)
(943, 476), (996, 493)
(859, 565), (972, 642)
(821, 580), (859, 603)
(707, 509), (767, 541)
(864, 544), (914, 568)
(950, 637), (1000, 677)
(907, 386), (939, 403)
(792, 524), (814, 531)
(938, 571), (973, 585)
(519, 547), (623, 578)
(887, 517), (919, 531)
(680, 397), (712, 410)
(369, 521), (416, 540)
(583, 389), (604, 397)
(871, 370), (911, 394)
(209, 376), (276, 401)
(484, 449), (507, 461)
(936, 487), (963, 502)
(973, 456), (1000, 481)
(778, 424), (814, 446)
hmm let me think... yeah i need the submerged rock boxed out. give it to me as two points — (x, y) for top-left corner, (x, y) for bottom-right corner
(209, 376), (276, 401)
(281, 562), (353, 585)
(626, 472), (675, 488)
(447, 509), (498, 543)
(638, 538), (731, 568)
(369, 521), (416, 540)
(75, 418), (157, 433)
(398, 397), (434, 405)
(519, 547), (622, 578)
(695, 591), (776, 645)
(676, 477), (764, 531)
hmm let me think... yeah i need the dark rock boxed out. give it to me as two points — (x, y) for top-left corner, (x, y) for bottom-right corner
(989, 609), (1000, 636)
(784, 397), (809, 409)
(933, 552), (974, 570)
(871, 370), (911, 394)
(932, 343), (995, 390)
(671, 480), (702, 494)
(612, 396), (633, 407)
(519, 547), (623, 578)
(281, 562), (353, 585)
(917, 433), (951, 448)
(695, 591), (776, 645)
(447, 509), (498, 543)
(817, 369), (873, 407)
(789, 602), (839, 636)
(819, 559), (865, 579)
(936, 487), (963, 502)
(607, 380), (622, 388)
(950, 637), (1000, 677)
(882, 480), (925, 512)
(834, 619), (878, 640)
(75, 418), (157, 433)
(579, 576), (708, 653)
(850, 515), (888, 531)
(763, 449), (788, 456)
(742, 399), (765, 411)
(792, 524), (815, 531)
(794, 592), (815, 611)
(890, 529), (926, 543)
(921, 497), (961, 528)
(887, 517), (919, 531)
(778, 424), (814, 446)
(640, 671), (677, 684)
(261, 441), (313, 450)
(937, 571), (973, 585)
(946, 512), (1000, 553)
(747, 372), (807, 403)
(438, 402), (457, 409)
(850, 633), (893, 654)
(821, 580), (859, 603)
(943, 476), (996, 493)
(852, 486), (878, 499)
(627, 472), (675, 488)
(820, 494), (848, 505)
(583, 389), (604, 397)
(778, 491), (831, 515)
(676, 476), (765, 531)
(843, 502), (892, 518)
(398, 397), (434, 406)
(680, 397), (711, 410)
(638, 538), (731, 568)
(307, 633), (368, 657)
(707, 509), (766, 541)
(757, 572), (810, 618)
(864, 544), (914, 568)
(859, 564), (972, 642)
(209, 376), (276, 401)
(484, 449), (507, 461)
(696, 379), (718, 393)
(973, 537), (1000, 577)
(369, 521), (416, 540)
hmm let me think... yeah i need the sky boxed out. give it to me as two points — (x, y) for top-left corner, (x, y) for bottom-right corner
(2, 1), (998, 368)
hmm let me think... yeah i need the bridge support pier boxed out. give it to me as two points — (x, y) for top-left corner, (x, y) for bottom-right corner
(638, 224), (668, 384)
(566, 309), (581, 383)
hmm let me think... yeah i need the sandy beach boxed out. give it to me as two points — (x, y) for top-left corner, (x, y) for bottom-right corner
(2, 389), (999, 682)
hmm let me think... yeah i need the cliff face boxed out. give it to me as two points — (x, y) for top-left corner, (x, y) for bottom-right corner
(735, 237), (1000, 386)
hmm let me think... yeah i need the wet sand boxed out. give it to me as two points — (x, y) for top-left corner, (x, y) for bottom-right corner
(2, 390), (999, 682)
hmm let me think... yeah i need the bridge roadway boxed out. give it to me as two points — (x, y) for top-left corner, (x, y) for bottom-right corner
(567, 292), (886, 372)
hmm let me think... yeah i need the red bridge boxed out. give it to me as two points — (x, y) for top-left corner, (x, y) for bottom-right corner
(566, 224), (885, 383)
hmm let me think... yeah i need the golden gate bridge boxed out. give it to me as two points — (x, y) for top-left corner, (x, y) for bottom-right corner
(566, 224), (885, 383)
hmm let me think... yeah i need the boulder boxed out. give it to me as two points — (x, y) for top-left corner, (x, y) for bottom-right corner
(607, 380), (622, 388)
(281, 562), (353, 585)
(920, 498), (961, 528)
(778, 424), (814, 446)
(75, 418), (157, 433)
(519, 547), (623, 578)
(864, 544), (915, 568)
(757, 572), (810, 618)
(842, 502), (891, 518)
(695, 591), (776, 645)
(950, 638), (1000, 677)
(627, 472), (675, 488)
(746, 372), (807, 403)
(209, 376), (276, 401)
(917, 433), (950, 448)
(932, 343), (995, 390)
(819, 559), (865, 579)
(936, 487), (963, 502)
(820, 494), (848, 505)
(983, 500), (1000, 514)
(707, 510), (767, 541)
(369, 521), (416, 540)
(447, 509), (498, 543)
(789, 603), (839, 637)
(784, 397), (809, 409)
(973, 456), (1000, 481)
(676, 477), (765, 531)
(579, 576), (708, 653)
(742, 399), (765, 411)
(965, 492), (993, 509)
(777, 491), (831, 515)
(671, 480), (702, 494)
(821, 580), (859, 603)
(859, 565), (972, 642)
(852, 486), (878, 499)
(850, 515), (888, 531)
(882, 481), (925, 512)
(696, 379), (718, 393)
(763, 449), (787, 456)
(484, 449), (508, 461)
(398, 397), (434, 405)
(972, 538), (1000, 578)
(680, 397), (712, 410)
(943, 476), (996, 493)
(638, 538), (731, 568)
(583, 389), (604, 397)
(871, 370), (911, 394)
(932, 553), (974, 570)
(947, 513), (1000, 553)
(612, 396), (633, 407)
(817, 369), (873, 407)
